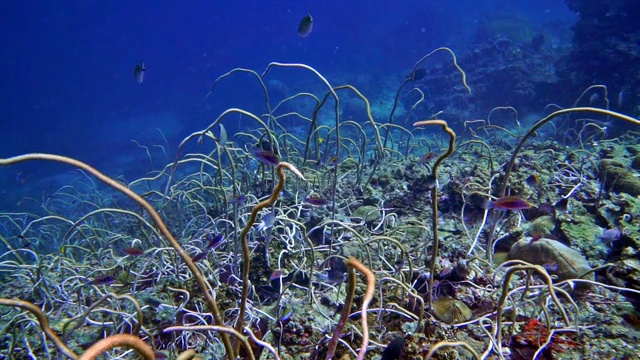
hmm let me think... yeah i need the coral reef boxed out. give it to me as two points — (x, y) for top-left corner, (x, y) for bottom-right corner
(1, 50), (640, 360)
(560, 0), (640, 117)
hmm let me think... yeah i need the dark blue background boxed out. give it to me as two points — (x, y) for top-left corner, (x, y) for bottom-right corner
(0, 0), (574, 206)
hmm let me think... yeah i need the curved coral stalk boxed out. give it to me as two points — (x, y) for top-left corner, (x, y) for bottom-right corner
(77, 334), (154, 360)
(0, 298), (78, 360)
(235, 162), (305, 348)
(412, 120), (456, 310)
(324, 257), (375, 360)
(0, 153), (235, 358)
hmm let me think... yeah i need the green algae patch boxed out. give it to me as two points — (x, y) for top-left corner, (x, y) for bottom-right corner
(559, 219), (608, 263)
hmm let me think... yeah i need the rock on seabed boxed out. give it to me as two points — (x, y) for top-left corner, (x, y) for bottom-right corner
(509, 237), (594, 282)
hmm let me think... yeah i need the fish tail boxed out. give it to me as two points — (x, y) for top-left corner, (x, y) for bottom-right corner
(482, 199), (494, 210)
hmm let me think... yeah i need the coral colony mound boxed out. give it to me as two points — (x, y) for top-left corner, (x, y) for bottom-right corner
(2, 50), (640, 360)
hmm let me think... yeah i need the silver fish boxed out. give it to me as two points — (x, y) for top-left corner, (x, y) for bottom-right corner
(600, 228), (622, 243)
(256, 212), (275, 232)
(218, 124), (228, 146)
(617, 90), (625, 108)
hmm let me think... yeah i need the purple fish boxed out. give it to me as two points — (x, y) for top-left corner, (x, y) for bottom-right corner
(153, 352), (167, 360)
(485, 196), (532, 211)
(270, 269), (284, 281)
(600, 228), (622, 243)
(124, 248), (144, 256)
(252, 149), (279, 166)
(419, 152), (437, 163)
(206, 233), (225, 249)
(192, 252), (208, 262)
(92, 276), (116, 285)
(305, 194), (328, 206)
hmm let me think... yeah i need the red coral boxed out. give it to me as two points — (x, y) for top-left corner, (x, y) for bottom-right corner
(512, 318), (579, 355)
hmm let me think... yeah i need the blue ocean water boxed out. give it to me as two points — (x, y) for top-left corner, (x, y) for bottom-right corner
(0, 0), (577, 210)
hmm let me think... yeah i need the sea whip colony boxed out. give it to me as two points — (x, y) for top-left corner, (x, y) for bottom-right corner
(1, 48), (640, 359)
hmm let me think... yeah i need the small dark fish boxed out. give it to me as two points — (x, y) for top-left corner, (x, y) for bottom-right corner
(525, 174), (540, 187)
(563, 132), (577, 145)
(381, 337), (405, 360)
(134, 61), (145, 83)
(297, 12), (313, 38)
(419, 152), (437, 163)
(534, 202), (556, 218)
(328, 155), (339, 165)
(192, 252), (208, 262)
(485, 196), (532, 211)
(206, 233), (225, 249)
(230, 194), (247, 205)
(280, 188), (293, 199)
(124, 248), (144, 256)
(259, 140), (279, 155)
(305, 194), (328, 206)
(326, 257), (347, 273)
(252, 149), (280, 166)
(437, 267), (454, 278)
(406, 68), (426, 82)
(147, 298), (162, 308)
(600, 228), (622, 243)
(280, 309), (294, 325)
(555, 197), (569, 212)
(92, 276), (116, 285)
(423, 174), (438, 189)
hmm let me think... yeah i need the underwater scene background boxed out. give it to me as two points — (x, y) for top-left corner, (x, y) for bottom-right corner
(1, 0), (640, 359)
